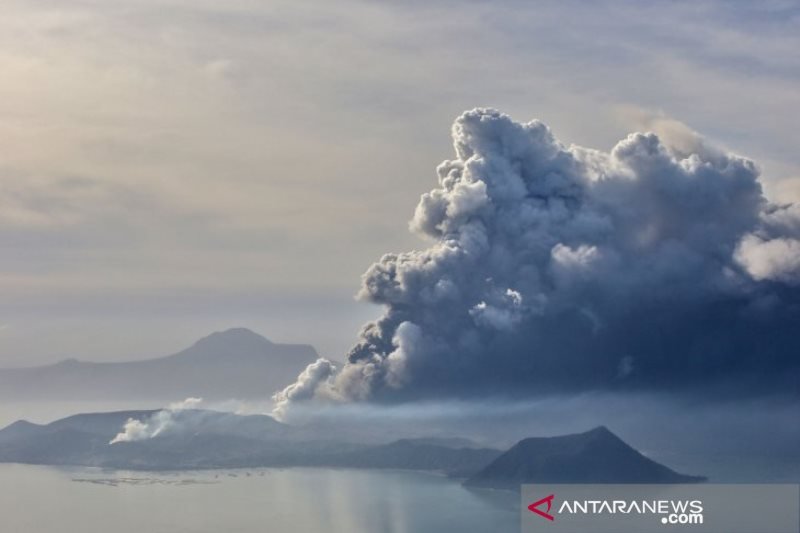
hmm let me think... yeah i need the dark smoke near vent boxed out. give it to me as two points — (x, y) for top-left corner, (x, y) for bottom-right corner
(274, 108), (800, 418)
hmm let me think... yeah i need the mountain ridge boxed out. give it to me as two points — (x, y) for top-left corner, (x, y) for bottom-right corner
(0, 409), (501, 474)
(0, 412), (705, 485)
(0, 328), (318, 401)
(465, 425), (705, 489)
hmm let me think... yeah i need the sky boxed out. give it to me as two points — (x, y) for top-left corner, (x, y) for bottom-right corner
(1, 0), (799, 367)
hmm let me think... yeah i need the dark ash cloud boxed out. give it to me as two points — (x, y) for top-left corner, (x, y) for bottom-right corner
(274, 108), (800, 416)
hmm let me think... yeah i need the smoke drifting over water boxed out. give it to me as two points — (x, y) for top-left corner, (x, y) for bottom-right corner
(274, 108), (800, 418)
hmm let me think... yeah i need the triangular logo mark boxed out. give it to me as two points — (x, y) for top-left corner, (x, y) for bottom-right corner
(528, 494), (555, 521)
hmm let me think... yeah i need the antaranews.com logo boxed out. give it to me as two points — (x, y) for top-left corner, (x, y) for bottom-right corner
(520, 484), (799, 533)
(528, 493), (704, 525)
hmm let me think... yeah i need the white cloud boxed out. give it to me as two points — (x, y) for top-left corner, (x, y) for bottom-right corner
(735, 234), (800, 284)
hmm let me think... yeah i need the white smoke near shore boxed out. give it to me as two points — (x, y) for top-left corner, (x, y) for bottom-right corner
(273, 108), (800, 420)
(109, 397), (203, 444)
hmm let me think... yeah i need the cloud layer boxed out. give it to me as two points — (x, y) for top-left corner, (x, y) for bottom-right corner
(274, 108), (800, 415)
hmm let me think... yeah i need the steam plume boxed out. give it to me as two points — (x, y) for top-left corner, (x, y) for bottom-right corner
(110, 397), (203, 444)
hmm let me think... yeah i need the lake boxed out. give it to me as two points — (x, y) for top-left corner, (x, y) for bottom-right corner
(1, 463), (519, 533)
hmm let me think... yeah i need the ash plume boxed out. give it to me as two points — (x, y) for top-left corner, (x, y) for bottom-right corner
(274, 108), (800, 418)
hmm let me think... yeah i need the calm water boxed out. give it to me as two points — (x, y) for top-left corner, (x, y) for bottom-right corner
(1, 464), (519, 533)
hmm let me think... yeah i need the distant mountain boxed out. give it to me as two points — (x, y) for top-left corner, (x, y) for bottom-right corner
(327, 439), (501, 475)
(0, 409), (501, 475)
(0, 411), (704, 482)
(397, 437), (482, 449)
(0, 328), (318, 401)
(465, 426), (705, 489)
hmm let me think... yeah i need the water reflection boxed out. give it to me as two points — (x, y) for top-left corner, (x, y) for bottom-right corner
(2, 464), (519, 533)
